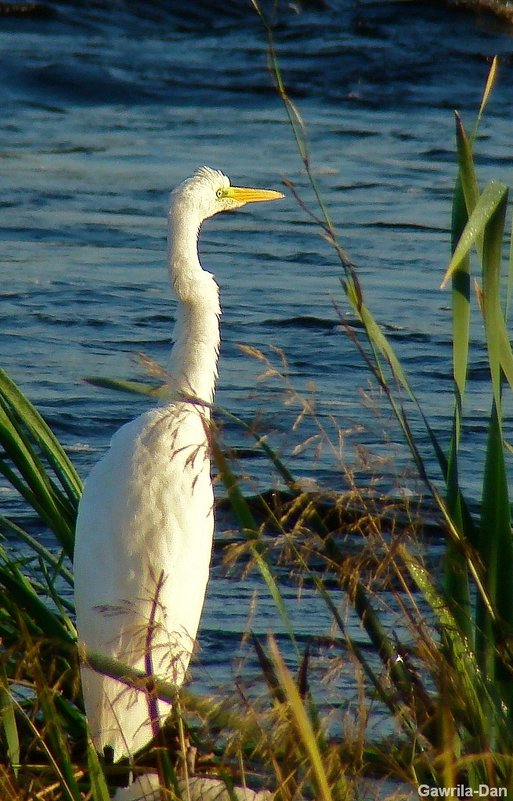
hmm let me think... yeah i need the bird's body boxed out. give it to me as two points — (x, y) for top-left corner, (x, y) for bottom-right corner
(74, 167), (283, 764)
(74, 401), (215, 757)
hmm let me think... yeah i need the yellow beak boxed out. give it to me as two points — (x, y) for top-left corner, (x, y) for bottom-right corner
(225, 186), (284, 203)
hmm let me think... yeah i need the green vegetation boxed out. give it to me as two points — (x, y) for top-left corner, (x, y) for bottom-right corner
(2, 43), (513, 801)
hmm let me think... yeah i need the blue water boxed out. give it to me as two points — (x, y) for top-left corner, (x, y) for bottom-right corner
(2, 0), (513, 735)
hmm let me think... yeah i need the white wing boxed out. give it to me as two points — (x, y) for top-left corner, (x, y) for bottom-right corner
(74, 402), (214, 760)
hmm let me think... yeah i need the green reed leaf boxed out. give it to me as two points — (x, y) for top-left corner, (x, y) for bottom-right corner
(0, 546), (75, 643)
(0, 405), (76, 557)
(452, 119), (473, 403)
(0, 367), (82, 505)
(0, 515), (74, 587)
(481, 186), (508, 409)
(455, 112), (480, 223)
(441, 180), (508, 289)
(475, 56), (499, 136)
(85, 375), (167, 399)
(87, 738), (110, 801)
(0, 662), (20, 778)
(477, 401), (513, 702)
(444, 131), (473, 638)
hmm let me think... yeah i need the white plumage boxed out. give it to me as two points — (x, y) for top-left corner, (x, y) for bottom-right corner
(73, 166), (283, 763)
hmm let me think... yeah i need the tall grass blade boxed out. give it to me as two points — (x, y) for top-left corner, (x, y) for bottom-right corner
(34, 672), (82, 800)
(357, 303), (413, 399)
(481, 187), (508, 408)
(0, 406), (76, 556)
(0, 515), (74, 587)
(0, 662), (20, 779)
(268, 636), (339, 801)
(210, 437), (300, 656)
(399, 546), (495, 740)
(85, 375), (167, 399)
(474, 55), (499, 136)
(455, 112), (480, 230)
(506, 206), (513, 321)
(0, 545), (75, 643)
(252, 633), (285, 705)
(444, 124), (473, 639)
(475, 198), (513, 712)
(477, 402), (513, 700)
(86, 738), (110, 801)
(452, 115), (474, 399)
(0, 367), (82, 510)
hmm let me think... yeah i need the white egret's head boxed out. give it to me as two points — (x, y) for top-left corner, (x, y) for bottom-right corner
(171, 166), (284, 223)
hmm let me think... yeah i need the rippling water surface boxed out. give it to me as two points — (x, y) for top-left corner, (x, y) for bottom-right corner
(2, 0), (513, 727)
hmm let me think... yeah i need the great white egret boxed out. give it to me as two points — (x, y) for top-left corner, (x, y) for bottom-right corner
(74, 167), (283, 765)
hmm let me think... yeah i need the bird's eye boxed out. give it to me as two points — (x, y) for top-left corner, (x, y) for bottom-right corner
(216, 188), (223, 199)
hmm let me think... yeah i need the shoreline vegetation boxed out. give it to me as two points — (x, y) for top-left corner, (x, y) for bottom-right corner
(449, 0), (513, 24)
(452, 0), (513, 23)
(0, 0), (513, 25)
(2, 8), (513, 801)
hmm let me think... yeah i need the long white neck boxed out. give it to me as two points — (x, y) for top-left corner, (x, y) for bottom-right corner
(167, 203), (221, 406)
